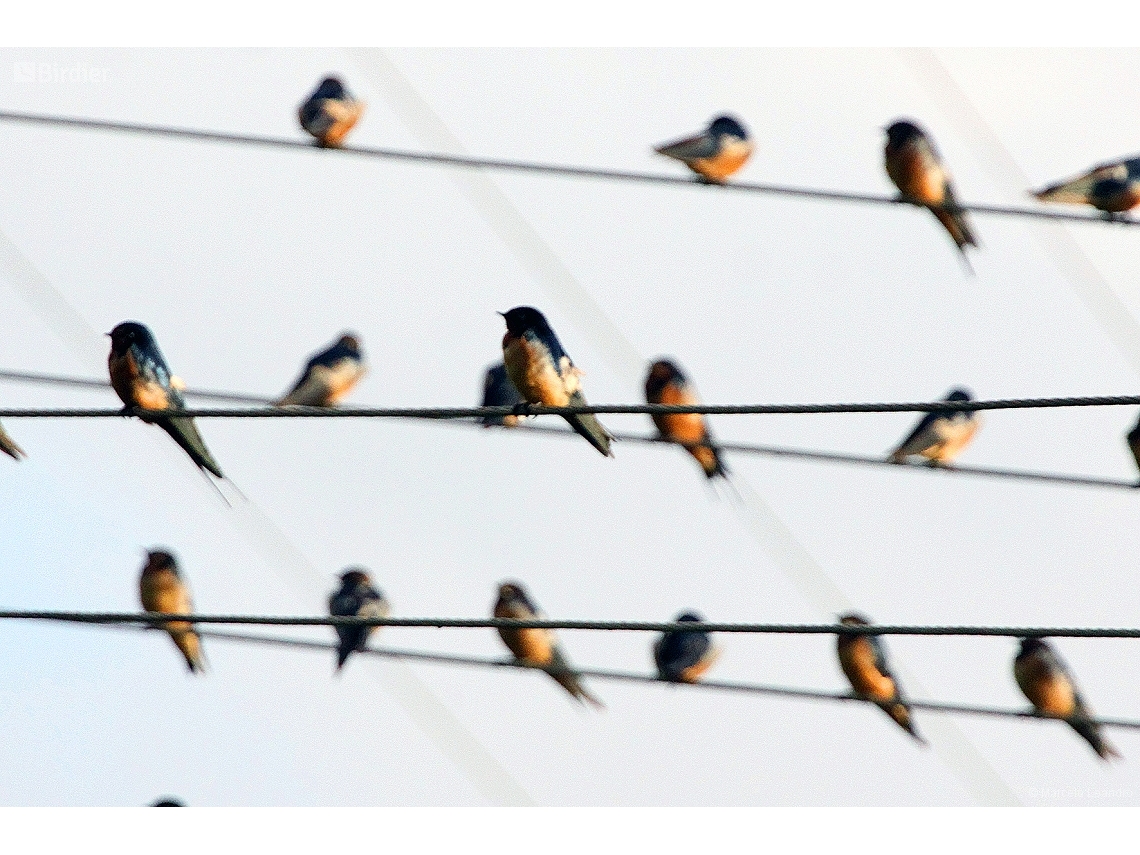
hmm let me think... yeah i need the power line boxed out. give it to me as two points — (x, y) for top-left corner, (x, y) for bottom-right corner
(0, 109), (1134, 229)
(117, 625), (1140, 731)
(7, 609), (1140, 637)
(3, 370), (1134, 490)
(4, 392), (1140, 419)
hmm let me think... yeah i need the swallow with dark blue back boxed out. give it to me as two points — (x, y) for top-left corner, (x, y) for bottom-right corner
(299, 76), (364, 148)
(500, 306), (613, 457)
(329, 567), (390, 672)
(276, 333), (366, 407)
(654, 611), (720, 683)
(108, 321), (225, 478)
(655, 115), (753, 183)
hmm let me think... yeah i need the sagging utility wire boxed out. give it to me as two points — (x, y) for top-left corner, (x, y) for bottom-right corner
(0, 110), (1135, 229)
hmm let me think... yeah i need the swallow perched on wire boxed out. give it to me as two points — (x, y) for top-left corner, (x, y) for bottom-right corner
(654, 611), (720, 683)
(298, 76), (364, 148)
(139, 549), (206, 674)
(276, 333), (366, 408)
(480, 362), (524, 428)
(108, 322), (225, 478)
(500, 306), (613, 457)
(494, 581), (603, 708)
(329, 567), (390, 672)
(889, 388), (979, 467)
(654, 115), (753, 184)
(0, 419), (24, 461)
(884, 119), (978, 271)
(1014, 637), (1120, 761)
(645, 359), (726, 479)
(1033, 155), (1140, 218)
(836, 613), (924, 743)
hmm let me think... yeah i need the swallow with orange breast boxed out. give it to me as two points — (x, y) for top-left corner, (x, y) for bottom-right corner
(655, 115), (753, 184)
(329, 567), (390, 672)
(500, 306), (613, 456)
(276, 333), (366, 407)
(645, 359), (727, 479)
(480, 362), (523, 428)
(1033, 155), (1140, 219)
(836, 613), (925, 744)
(494, 581), (603, 708)
(108, 322), (225, 478)
(298, 76), (364, 148)
(139, 550), (206, 674)
(654, 611), (720, 684)
(884, 120), (978, 271)
(0, 419), (24, 461)
(889, 388), (979, 467)
(1014, 637), (1120, 761)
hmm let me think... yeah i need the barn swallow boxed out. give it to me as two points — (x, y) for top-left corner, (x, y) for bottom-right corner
(889, 388), (979, 467)
(108, 322), (225, 478)
(298, 76), (364, 148)
(1014, 637), (1121, 761)
(1126, 413), (1140, 485)
(655, 115), (753, 184)
(645, 359), (726, 479)
(139, 550), (206, 674)
(500, 306), (613, 456)
(836, 613), (924, 743)
(328, 567), (390, 671)
(654, 611), (720, 683)
(276, 333), (366, 407)
(481, 362), (523, 427)
(884, 120), (978, 270)
(494, 580), (603, 708)
(1033, 156), (1140, 218)
(0, 420), (24, 461)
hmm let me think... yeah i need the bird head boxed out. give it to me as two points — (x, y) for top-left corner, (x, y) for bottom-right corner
(500, 306), (550, 338)
(885, 120), (924, 147)
(108, 321), (155, 356)
(313, 76), (347, 99)
(708, 115), (748, 141)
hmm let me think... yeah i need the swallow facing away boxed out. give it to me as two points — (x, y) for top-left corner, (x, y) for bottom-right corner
(889, 388), (979, 467)
(298, 76), (364, 148)
(645, 359), (727, 479)
(655, 115), (753, 184)
(329, 567), (390, 672)
(884, 120), (978, 271)
(276, 333), (366, 407)
(108, 322), (225, 479)
(1014, 637), (1120, 761)
(500, 306), (613, 457)
(1126, 413), (1140, 485)
(654, 611), (720, 683)
(1033, 156), (1140, 218)
(139, 550), (206, 674)
(836, 613), (925, 744)
(0, 419), (24, 461)
(494, 581), (603, 708)
(481, 362), (524, 428)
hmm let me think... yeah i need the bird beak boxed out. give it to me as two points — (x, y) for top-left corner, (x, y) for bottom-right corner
(496, 311), (506, 318)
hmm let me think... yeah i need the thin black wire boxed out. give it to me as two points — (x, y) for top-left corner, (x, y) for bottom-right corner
(0, 110), (1133, 228)
(119, 626), (1137, 731)
(6, 609), (1140, 637)
(5, 392), (1140, 419)
(2, 369), (1135, 489)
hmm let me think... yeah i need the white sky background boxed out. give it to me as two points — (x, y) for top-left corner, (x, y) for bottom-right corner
(0, 47), (1139, 806)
